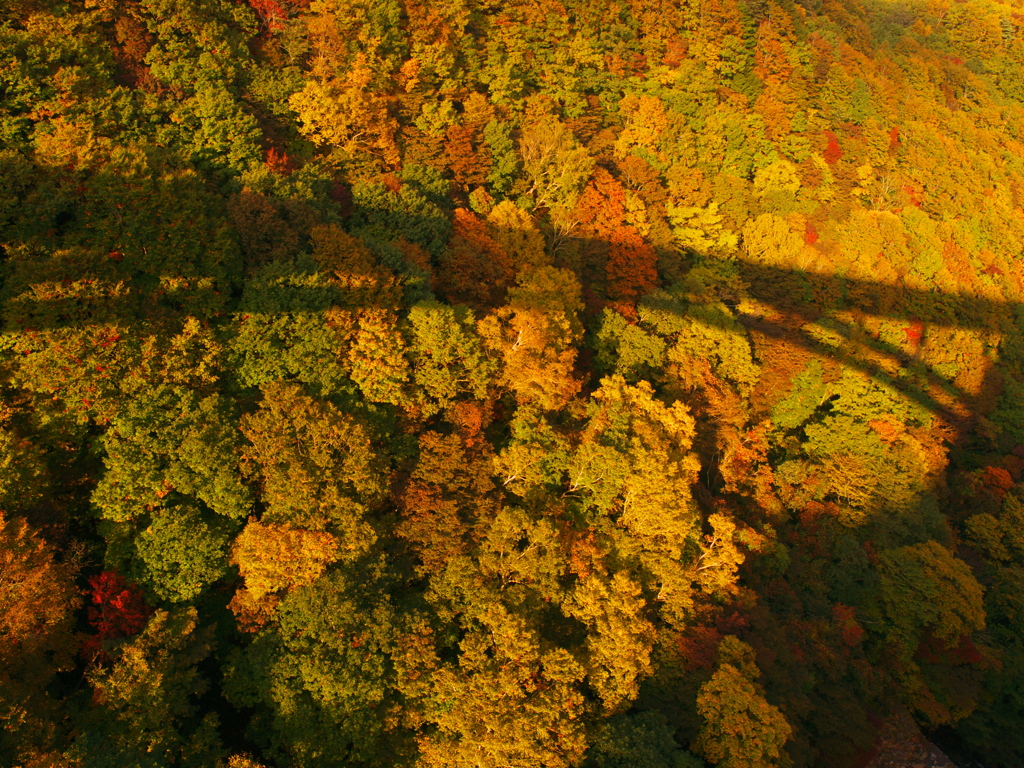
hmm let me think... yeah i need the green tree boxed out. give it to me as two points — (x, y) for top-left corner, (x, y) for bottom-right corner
(586, 711), (702, 768)
(224, 564), (398, 768)
(239, 382), (386, 541)
(406, 300), (495, 417)
(69, 608), (224, 768)
(91, 384), (251, 523)
(132, 504), (232, 603)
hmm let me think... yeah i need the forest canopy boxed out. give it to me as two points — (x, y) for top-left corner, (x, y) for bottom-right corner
(3, 0), (1024, 766)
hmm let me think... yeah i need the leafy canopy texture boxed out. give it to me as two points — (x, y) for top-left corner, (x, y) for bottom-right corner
(2, 0), (1024, 766)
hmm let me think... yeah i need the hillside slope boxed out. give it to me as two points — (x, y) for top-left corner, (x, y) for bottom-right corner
(2, 1), (1024, 766)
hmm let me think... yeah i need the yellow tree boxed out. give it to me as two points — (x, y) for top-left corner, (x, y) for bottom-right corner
(570, 376), (704, 625)
(563, 571), (656, 713)
(289, 54), (400, 165)
(228, 519), (340, 630)
(478, 267), (584, 411)
(519, 119), (594, 213)
(416, 605), (588, 768)
(0, 513), (79, 763)
(696, 636), (793, 768)
(346, 307), (410, 405)
(486, 200), (550, 276)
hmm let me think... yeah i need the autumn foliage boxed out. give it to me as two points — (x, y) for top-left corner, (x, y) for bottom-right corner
(2, 0), (1024, 766)
(82, 571), (152, 659)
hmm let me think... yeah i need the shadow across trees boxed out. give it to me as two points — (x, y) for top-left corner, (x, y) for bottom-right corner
(2, 163), (1018, 768)
(4, 210), (1018, 441)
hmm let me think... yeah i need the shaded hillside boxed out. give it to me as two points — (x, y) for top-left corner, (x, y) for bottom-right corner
(2, 1), (1024, 767)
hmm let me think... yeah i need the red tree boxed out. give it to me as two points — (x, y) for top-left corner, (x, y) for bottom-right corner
(248, 0), (286, 32)
(265, 147), (294, 175)
(436, 208), (512, 307)
(605, 226), (659, 307)
(81, 571), (152, 659)
(823, 131), (843, 164)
